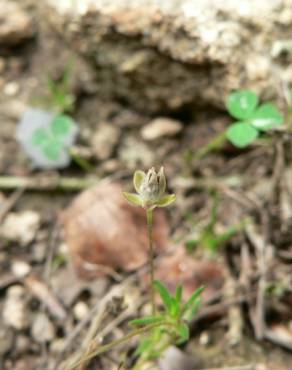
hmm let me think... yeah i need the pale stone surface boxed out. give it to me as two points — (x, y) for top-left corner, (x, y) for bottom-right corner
(141, 117), (183, 140)
(45, 0), (292, 113)
(0, 211), (41, 246)
(3, 286), (28, 330)
(0, 1), (34, 46)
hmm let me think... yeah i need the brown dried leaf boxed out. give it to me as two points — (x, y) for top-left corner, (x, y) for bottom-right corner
(61, 182), (169, 279)
(150, 248), (224, 301)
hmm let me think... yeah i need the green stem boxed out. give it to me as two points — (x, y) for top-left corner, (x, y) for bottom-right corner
(146, 209), (155, 315)
(61, 323), (168, 370)
(194, 131), (227, 161)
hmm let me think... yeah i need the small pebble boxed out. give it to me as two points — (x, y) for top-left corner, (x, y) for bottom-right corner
(73, 301), (89, 321)
(4, 81), (20, 96)
(3, 285), (28, 330)
(11, 260), (31, 277)
(141, 117), (183, 141)
(31, 313), (55, 343)
(91, 123), (120, 161)
(0, 324), (14, 355)
(199, 331), (210, 346)
(0, 211), (41, 246)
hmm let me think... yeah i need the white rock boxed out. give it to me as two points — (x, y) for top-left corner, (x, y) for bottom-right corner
(73, 301), (89, 321)
(11, 260), (31, 278)
(2, 285), (28, 330)
(0, 211), (41, 246)
(32, 313), (55, 343)
(141, 118), (183, 141)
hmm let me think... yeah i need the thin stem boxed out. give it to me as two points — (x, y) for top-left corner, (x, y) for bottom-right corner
(146, 209), (155, 315)
(61, 323), (169, 370)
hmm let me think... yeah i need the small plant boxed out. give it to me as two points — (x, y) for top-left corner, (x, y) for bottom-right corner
(185, 192), (249, 254)
(62, 168), (203, 370)
(123, 168), (203, 369)
(31, 114), (76, 162)
(226, 90), (283, 148)
(129, 281), (203, 369)
(191, 90), (284, 162)
(123, 167), (176, 314)
(47, 60), (76, 113)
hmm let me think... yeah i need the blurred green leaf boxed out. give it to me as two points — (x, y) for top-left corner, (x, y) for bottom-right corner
(122, 192), (142, 206)
(226, 122), (258, 147)
(42, 139), (62, 161)
(154, 280), (173, 313)
(31, 127), (49, 146)
(156, 194), (176, 207)
(133, 170), (145, 193)
(250, 104), (284, 130)
(51, 115), (74, 138)
(176, 322), (190, 343)
(227, 90), (258, 120)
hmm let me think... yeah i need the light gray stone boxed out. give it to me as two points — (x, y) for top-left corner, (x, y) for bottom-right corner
(45, 0), (292, 113)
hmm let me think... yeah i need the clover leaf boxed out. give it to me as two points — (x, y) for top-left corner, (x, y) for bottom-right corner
(226, 90), (284, 148)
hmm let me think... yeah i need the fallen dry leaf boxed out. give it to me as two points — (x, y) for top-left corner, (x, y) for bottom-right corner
(61, 182), (169, 279)
(148, 248), (224, 301)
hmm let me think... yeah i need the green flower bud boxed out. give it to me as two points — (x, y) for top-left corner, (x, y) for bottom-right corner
(123, 167), (176, 209)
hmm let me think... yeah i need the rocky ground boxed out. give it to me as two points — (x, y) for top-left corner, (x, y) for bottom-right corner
(0, 1), (292, 370)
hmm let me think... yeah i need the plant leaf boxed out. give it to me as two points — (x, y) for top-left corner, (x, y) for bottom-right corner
(226, 122), (258, 148)
(156, 194), (176, 207)
(31, 127), (49, 146)
(129, 315), (165, 327)
(227, 90), (258, 120)
(154, 280), (173, 313)
(122, 192), (142, 207)
(51, 115), (74, 138)
(250, 103), (284, 131)
(133, 170), (145, 193)
(42, 139), (63, 161)
(176, 322), (190, 343)
(175, 285), (183, 304)
(183, 286), (204, 314)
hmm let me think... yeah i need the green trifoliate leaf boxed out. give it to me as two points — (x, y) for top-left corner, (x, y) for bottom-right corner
(133, 170), (145, 193)
(226, 122), (258, 148)
(51, 114), (74, 138)
(156, 194), (176, 207)
(176, 322), (190, 343)
(154, 280), (173, 313)
(122, 192), (143, 206)
(129, 315), (165, 327)
(250, 104), (284, 131)
(227, 90), (258, 120)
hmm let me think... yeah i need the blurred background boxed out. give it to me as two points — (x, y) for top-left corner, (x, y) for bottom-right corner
(0, 1), (292, 369)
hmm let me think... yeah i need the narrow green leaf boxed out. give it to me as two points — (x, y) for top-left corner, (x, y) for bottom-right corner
(250, 104), (284, 131)
(134, 337), (153, 356)
(122, 192), (142, 206)
(154, 280), (173, 313)
(51, 115), (74, 138)
(184, 297), (202, 321)
(175, 285), (183, 304)
(129, 315), (165, 327)
(227, 90), (258, 120)
(226, 122), (258, 148)
(156, 194), (176, 208)
(176, 322), (190, 343)
(133, 170), (145, 193)
(183, 286), (204, 314)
